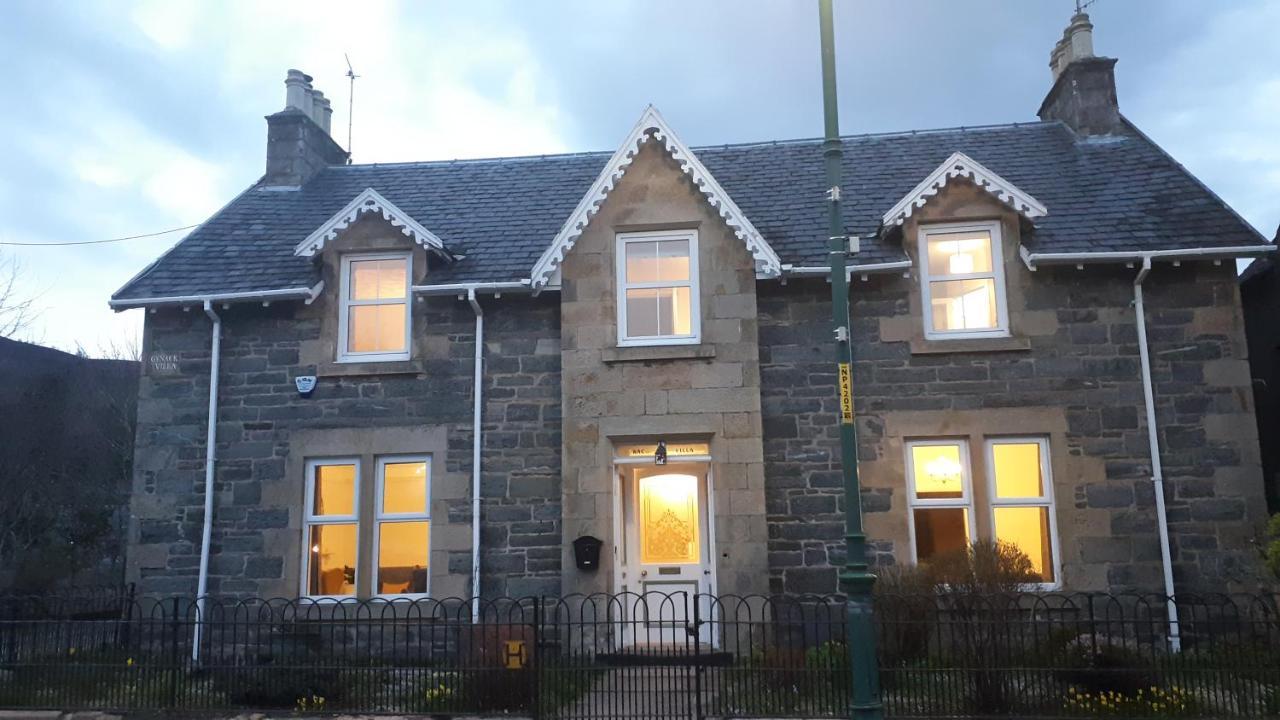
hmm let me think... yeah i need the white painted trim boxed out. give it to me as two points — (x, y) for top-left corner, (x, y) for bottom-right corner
(786, 260), (914, 278)
(337, 252), (412, 363)
(109, 283), (323, 310)
(883, 151), (1048, 227)
(919, 221), (1010, 340)
(615, 230), (702, 347)
(983, 437), (1062, 591)
(529, 105), (782, 289)
(904, 438), (977, 566)
(1020, 243), (1276, 270)
(302, 458), (362, 601)
(295, 187), (446, 257)
(371, 455), (432, 601)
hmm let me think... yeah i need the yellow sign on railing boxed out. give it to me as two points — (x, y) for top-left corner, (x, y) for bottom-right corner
(504, 639), (527, 670)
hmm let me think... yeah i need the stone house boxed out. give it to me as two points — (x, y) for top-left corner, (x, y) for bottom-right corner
(112, 15), (1274, 607)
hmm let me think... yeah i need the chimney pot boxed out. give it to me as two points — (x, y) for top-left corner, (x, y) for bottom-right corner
(1067, 12), (1095, 63)
(311, 90), (333, 134)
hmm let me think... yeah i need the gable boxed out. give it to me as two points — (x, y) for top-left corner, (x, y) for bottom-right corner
(528, 106), (782, 289)
(295, 187), (448, 258)
(882, 151), (1048, 228)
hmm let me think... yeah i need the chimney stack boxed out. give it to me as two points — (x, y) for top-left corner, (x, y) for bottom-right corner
(1037, 12), (1121, 136)
(264, 69), (348, 188)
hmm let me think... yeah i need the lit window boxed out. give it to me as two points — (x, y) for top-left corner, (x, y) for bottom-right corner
(338, 253), (411, 362)
(374, 457), (430, 596)
(986, 438), (1058, 584)
(906, 440), (974, 564)
(919, 223), (1008, 339)
(304, 460), (360, 598)
(616, 231), (700, 346)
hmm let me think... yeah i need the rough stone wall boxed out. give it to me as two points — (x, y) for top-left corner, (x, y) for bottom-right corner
(558, 140), (770, 598)
(126, 265), (561, 599)
(759, 259), (1268, 595)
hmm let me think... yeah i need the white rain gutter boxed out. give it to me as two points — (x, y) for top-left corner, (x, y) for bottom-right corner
(786, 260), (914, 280)
(411, 280), (533, 296)
(108, 283), (324, 311)
(1019, 244), (1275, 271)
(193, 300), (221, 662)
(466, 288), (484, 623)
(1133, 259), (1181, 652)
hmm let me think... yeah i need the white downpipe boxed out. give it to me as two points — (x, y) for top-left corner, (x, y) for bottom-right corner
(1133, 258), (1182, 653)
(467, 289), (484, 622)
(193, 300), (222, 662)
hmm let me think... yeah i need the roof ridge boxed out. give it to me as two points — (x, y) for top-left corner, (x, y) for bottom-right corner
(333, 120), (1066, 171)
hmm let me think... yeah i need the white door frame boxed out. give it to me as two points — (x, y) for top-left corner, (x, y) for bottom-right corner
(611, 455), (718, 645)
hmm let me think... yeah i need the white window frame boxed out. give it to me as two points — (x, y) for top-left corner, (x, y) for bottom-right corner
(337, 252), (412, 363)
(904, 438), (976, 565)
(984, 437), (1061, 590)
(615, 230), (701, 347)
(372, 455), (432, 600)
(918, 221), (1009, 340)
(302, 458), (361, 601)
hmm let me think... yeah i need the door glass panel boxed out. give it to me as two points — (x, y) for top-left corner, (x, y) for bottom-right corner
(377, 521), (429, 594)
(313, 464), (356, 516)
(913, 508), (970, 563)
(992, 443), (1044, 498)
(308, 524), (357, 595)
(382, 461), (428, 514)
(994, 506), (1054, 582)
(638, 473), (700, 565)
(910, 444), (965, 499)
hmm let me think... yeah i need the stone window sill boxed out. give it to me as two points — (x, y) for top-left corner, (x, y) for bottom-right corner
(909, 336), (1031, 355)
(317, 360), (425, 378)
(601, 345), (717, 364)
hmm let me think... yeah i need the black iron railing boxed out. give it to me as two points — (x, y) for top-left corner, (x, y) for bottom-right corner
(0, 591), (1277, 718)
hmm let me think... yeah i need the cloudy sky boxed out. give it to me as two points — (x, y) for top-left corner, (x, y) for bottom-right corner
(1, 0), (1277, 355)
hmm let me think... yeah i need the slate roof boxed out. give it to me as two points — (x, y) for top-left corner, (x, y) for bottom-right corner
(113, 118), (1271, 302)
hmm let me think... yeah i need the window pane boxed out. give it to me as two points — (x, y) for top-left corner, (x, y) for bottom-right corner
(383, 461), (428, 514)
(378, 521), (429, 594)
(313, 464), (356, 516)
(657, 286), (693, 336)
(351, 259), (407, 300)
(348, 304), (407, 353)
(930, 278), (996, 331)
(625, 288), (660, 337)
(625, 241), (659, 283)
(910, 444), (965, 499)
(638, 473), (700, 564)
(913, 508), (970, 563)
(308, 524), (357, 596)
(994, 506), (1054, 582)
(926, 231), (993, 276)
(992, 443), (1045, 498)
(656, 240), (690, 282)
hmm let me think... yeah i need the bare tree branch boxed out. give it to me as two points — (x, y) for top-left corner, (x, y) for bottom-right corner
(0, 251), (39, 339)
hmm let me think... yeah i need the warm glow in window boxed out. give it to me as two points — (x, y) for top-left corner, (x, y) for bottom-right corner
(988, 439), (1056, 583)
(910, 444), (966, 499)
(907, 440), (972, 565)
(638, 473), (700, 565)
(921, 226), (1006, 337)
(308, 524), (357, 596)
(313, 464), (356, 516)
(617, 233), (699, 345)
(376, 458), (430, 595)
(305, 460), (359, 597)
(340, 254), (410, 360)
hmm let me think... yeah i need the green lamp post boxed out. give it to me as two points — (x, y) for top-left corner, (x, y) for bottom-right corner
(817, 1), (884, 717)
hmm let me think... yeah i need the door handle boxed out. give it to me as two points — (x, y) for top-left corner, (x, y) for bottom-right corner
(640, 570), (648, 577)
(703, 570), (711, 575)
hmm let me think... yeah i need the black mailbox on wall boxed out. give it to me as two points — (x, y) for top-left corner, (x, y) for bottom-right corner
(572, 535), (603, 572)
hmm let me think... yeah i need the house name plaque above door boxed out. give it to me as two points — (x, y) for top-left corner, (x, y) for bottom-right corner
(615, 442), (710, 460)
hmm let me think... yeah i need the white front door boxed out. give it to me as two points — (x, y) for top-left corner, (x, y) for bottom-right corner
(618, 461), (714, 646)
